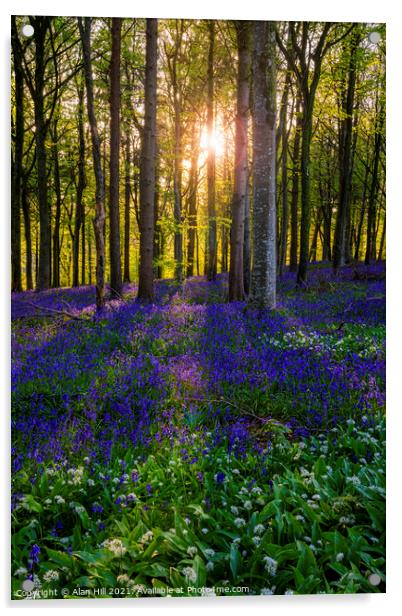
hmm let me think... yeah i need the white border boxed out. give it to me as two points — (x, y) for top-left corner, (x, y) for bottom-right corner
(2, 1), (401, 614)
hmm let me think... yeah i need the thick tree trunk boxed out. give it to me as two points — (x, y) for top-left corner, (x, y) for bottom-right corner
(109, 18), (123, 298)
(249, 21), (276, 309)
(229, 21), (251, 301)
(78, 17), (106, 311)
(137, 19), (158, 302)
(11, 16), (23, 292)
(206, 20), (217, 281)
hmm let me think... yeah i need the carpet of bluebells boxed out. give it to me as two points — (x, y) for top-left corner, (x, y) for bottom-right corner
(11, 262), (385, 599)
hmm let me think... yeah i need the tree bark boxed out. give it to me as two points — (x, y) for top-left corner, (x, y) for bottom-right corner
(249, 21), (276, 309)
(123, 134), (131, 282)
(333, 27), (360, 270)
(137, 19), (158, 302)
(206, 20), (217, 281)
(78, 17), (106, 311)
(11, 16), (23, 292)
(109, 18), (123, 298)
(229, 21), (251, 301)
(73, 83), (86, 287)
(289, 95), (301, 272)
(32, 17), (51, 291)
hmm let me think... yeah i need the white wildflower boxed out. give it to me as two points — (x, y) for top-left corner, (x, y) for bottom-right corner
(102, 538), (127, 556)
(187, 546), (197, 557)
(182, 567), (197, 583)
(263, 556), (278, 576)
(43, 570), (59, 582)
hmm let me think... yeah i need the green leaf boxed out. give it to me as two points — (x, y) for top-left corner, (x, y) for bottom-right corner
(23, 494), (43, 513)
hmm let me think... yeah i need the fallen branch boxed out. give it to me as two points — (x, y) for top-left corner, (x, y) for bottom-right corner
(26, 301), (91, 323)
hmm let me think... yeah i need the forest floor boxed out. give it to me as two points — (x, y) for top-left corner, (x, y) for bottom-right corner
(11, 261), (385, 598)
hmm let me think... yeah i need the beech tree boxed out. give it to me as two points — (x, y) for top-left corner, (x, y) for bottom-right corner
(78, 17), (106, 310)
(137, 19), (158, 302)
(229, 20), (251, 302)
(249, 21), (277, 309)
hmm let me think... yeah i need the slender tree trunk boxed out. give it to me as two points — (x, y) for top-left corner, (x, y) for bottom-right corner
(78, 17), (106, 311)
(51, 128), (61, 288)
(278, 77), (290, 277)
(11, 16), (23, 292)
(249, 21), (276, 309)
(123, 134), (131, 282)
(33, 17), (51, 291)
(243, 176), (251, 295)
(137, 19), (158, 302)
(229, 21), (251, 301)
(186, 127), (199, 277)
(21, 172), (33, 290)
(377, 213), (385, 261)
(207, 20), (217, 281)
(109, 18), (123, 297)
(289, 95), (301, 272)
(333, 28), (360, 270)
(73, 83), (86, 287)
(365, 102), (384, 265)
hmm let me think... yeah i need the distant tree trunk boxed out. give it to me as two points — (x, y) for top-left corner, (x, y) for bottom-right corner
(365, 101), (384, 265)
(186, 128), (199, 277)
(123, 134), (131, 282)
(229, 20), (251, 301)
(333, 27), (360, 270)
(249, 21), (276, 309)
(32, 17), (51, 291)
(78, 17), (106, 311)
(109, 18), (123, 298)
(289, 95), (301, 272)
(137, 19), (158, 302)
(21, 173), (33, 290)
(51, 127), (61, 288)
(73, 83), (86, 287)
(243, 176), (251, 295)
(81, 205), (86, 285)
(206, 20), (217, 281)
(11, 16), (23, 292)
(377, 213), (385, 261)
(278, 74), (291, 277)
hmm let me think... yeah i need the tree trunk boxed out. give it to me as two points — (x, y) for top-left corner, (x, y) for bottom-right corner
(249, 21), (276, 309)
(137, 19), (158, 302)
(186, 127), (199, 277)
(278, 75), (291, 277)
(11, 16), (23, 292)
(206, 20), (217, 281)
(333, 28), (360, 270)
(289, 95), (301, 272)
(109, 17), (123, 298)
(78, 17), (106, 311)
(365, 101), (384, 265)
(73, 83), (86, 287)
(229, 21), (251, 301)
(21, 172), (33, 290)
(51, 127), (62, 288)
(123, 134), (131, 282)
(33, 17), (51, 291)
